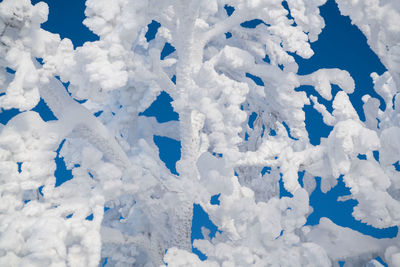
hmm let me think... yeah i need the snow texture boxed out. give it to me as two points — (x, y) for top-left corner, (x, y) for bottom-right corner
(0, 0), (399, 266)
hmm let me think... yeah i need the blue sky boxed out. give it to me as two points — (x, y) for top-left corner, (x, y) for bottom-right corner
(1, 0), (397, 265)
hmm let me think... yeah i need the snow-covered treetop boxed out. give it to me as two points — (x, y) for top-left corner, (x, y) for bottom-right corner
(0, 0), (400, 266)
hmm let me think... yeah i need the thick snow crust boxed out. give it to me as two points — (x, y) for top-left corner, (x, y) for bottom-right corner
(0, 0), (400, 266)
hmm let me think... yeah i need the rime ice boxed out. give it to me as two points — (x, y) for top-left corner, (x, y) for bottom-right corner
(0, 0), (400, 266)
